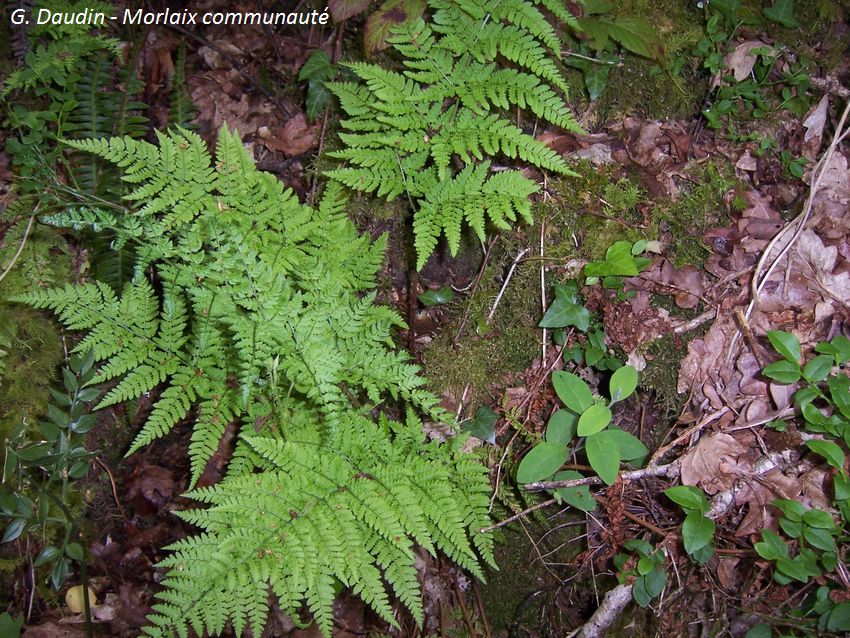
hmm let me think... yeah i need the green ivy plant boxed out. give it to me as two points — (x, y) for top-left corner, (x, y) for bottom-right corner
(517, 365), (645, 497)
(664, 485), (715, 564)
(298, 49), (338, 121)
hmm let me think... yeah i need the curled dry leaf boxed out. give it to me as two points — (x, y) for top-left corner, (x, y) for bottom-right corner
(680, 433), (747, 494)
(725, 40), (773, 82)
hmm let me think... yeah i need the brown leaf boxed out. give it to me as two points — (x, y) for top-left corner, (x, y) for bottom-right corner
(680, 433), (747, 494)
(801, 94), (829, 158)
(328, 0), (372, 21)
(725, 40), (772, 82)
(259, 114), (318, 157)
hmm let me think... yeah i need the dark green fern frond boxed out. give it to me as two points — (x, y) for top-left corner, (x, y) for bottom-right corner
(168, 42), (198, 129)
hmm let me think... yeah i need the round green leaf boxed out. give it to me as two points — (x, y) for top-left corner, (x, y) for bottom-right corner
(826, 602), (850, 631)
(65, 542), (84, 561)
(546, 410), (577, 445)
(577, 404), (612, 436)
(664, 486), (709, 514)
(585, 432), (620, 485)
(552, 371), (593, 413)
(609, 365), (638, 403)
(517, 442), (568, 484)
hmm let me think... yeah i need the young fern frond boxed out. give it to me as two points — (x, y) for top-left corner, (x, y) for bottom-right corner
(328, 0), (581, 269)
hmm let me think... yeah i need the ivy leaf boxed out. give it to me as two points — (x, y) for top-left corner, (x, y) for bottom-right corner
(460, 406), (498, 445)
(609, 365), (637, 403)
(418, 286), (455, 307)
(805, 439), (845, 468)
(364, 0), (426, 56)
(298, 50), (335, 82)
(577, 403), (612, 436)
(552, 470), (597, 512)
(767, 330), (801, 363)
(552, 371), (593, 413)
(607, 17), (665, 61)
(584, 240), (640, 277)
(585, 431), (620, 484)
(306, 80), (333, 121)
(682, 513), (715, 554)
(546, 410), (578, 445)
(763, 0), (799, 28)
(539, 295), (590, 330)
(583, 63), (611, 101)
(517, 442), (568, 483)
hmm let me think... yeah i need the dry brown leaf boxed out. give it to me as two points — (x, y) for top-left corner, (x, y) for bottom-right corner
(259, 114), (318, 156)
(680, 433), (747, 494)
(725, 40), (773, 82)
(801, 94), (829, 158)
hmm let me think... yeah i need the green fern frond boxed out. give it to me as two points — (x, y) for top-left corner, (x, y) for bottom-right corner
(143, 414), (493, 638)
(329, 0), (580, 269)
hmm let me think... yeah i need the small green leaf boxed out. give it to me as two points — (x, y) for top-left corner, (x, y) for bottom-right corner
(828, 374), (850, 420)
(34, 546), (62, 567)
(805, 439), (845, 468)
(552, 470), (597, 512)
(2, 518), (26, 543)
(802, 355), (833, 383)
(585, 432), (620, 485)
(816, 334), (850, 365)
(577, 404), (612, 436)
(298, 50), (334, 82)
(460, 406), (499, 445)
(632, 575), (651, 607)
(539, 295), (591, 331)
(754, 529), (788, 560)
(664, 485), (709, 515)
(605, 427), (647, 462)
(65, 542), (84, 561)
(773, 498), (806, 521)
(826, 602), (850, 631)
(763, 0), (799, 28)
(744, 624), (772, 638)
(306, 79), (333, 121)
(802, 526), (836, 552)
(552, 371), (593, 414)
(763, 360), (801, 383)
(418, 286), (455, 307)
(643, 567), (666, 597)
(546, 410), (578, 445)
(50, 557), (69, 590)
(802, 508), (837, 530)
(609, 365), (638, 403)
(583, 64), (611, 102)
(584, 241), (640, 277)
(517, 442), (568, 483)
(767, 330), (801, 364)
(607, 16), (665, 61)
(62, 368), (78, 393)
(682, 513), (715, 554)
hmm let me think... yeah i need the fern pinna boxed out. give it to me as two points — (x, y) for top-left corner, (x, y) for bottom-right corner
(327, 0), (582, 269)
(15, 128), (494, 636)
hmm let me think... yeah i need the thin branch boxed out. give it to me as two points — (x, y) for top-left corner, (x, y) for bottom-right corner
(0, 214), (35, 285)
(487, 247), (530, 323)
(523, 461), (680, 492)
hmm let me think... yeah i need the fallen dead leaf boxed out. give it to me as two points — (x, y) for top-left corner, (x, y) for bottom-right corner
(680, 433), (747, 494)
(725, 40), (773, 82)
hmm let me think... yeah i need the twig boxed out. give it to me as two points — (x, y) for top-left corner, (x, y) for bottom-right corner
(0, 214), (35, 285)
(95, 457), (128, 521)
(453, 575), (478, 638)
(523, 462), (680, 492)
(671, 308), (717, 334)
(540, 220), (547, 362)
(453, 236), (498, 344)
(487, 248), (530, 323)
(479, 497), (558, 533)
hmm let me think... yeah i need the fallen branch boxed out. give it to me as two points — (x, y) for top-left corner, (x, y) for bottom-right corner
(569, 583), (634, 638)
(523, 461), (680, 492)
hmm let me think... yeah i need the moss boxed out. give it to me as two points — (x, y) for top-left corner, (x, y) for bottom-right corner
(423, 254), (540, 411)
(651, 161), (739, 267)
(0, 223), (72, 440)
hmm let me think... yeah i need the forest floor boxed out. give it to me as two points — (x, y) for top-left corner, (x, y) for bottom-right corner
(2, 1), (850, 637)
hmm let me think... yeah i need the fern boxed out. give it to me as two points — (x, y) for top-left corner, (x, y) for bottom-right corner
(328, 0), (581, 268)
(14, 128), (493, 635)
